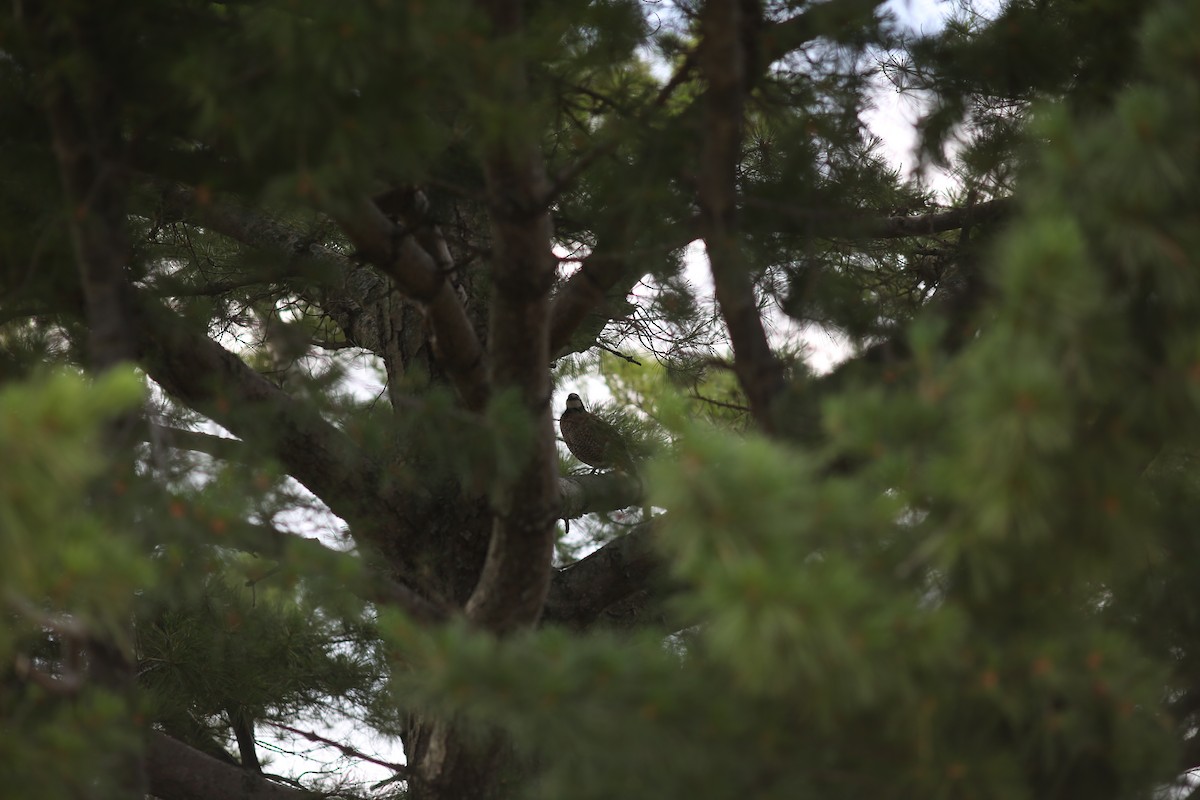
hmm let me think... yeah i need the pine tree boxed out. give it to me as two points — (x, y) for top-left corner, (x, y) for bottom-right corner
(2, 0), (1199, 799)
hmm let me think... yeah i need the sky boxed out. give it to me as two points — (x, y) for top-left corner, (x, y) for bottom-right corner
(864, 0), (961, 175)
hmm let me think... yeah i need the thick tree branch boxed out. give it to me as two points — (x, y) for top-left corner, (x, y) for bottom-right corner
(557, 472), (643, 520)
(542, 521), (667, 630)
(867, 196), (1014, 237)
(333, 196), (489, 411)
(157, 182), (489, 411)
(699, 0), (785, 433)
(760, 0), (886, 67)
(128, 293), (444, 602)
(144, 421), (467, 619)
(146, 422), (249, 461)
(174, 504), (451, 624)
(146, 732), (312, 800)
(132, 296), (385, 523)
(589, 588), (677, 631)
(465, 0), (560, 633)
(372, 185), (460, 283)
(548, 222), (699, 357)
(548, 248), (632, 356)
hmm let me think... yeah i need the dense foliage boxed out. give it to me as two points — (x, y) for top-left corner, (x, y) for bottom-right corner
(2, 0), (1200, 798)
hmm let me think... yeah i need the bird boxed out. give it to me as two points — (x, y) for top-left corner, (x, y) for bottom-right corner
(559, 393), (636, 473)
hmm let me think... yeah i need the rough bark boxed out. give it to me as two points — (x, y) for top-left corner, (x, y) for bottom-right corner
(334, 196), (489, 411)
(404, 718), (514, 800)
(463, 0), (560, 634)
(465, 157), (558, 629)
(392, 3), (563, 797)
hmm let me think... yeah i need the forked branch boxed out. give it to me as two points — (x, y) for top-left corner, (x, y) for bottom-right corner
(334, 196), (489, 411)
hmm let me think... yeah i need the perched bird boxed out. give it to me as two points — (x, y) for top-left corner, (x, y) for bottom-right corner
(559, 393), (636, 472)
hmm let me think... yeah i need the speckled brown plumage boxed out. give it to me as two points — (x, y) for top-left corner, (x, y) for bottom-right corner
(559, 393), (635, 472)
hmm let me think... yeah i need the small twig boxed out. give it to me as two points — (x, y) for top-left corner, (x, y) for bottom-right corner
(702, 357), (737, 373)
(244, 565), (282, 606)
(598, 344), (642, 366)
(262, 720), (410, 776)
(690, 391), (751, 413)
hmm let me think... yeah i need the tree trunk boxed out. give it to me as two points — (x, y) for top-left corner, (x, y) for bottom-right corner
(405, 715), (517, 800)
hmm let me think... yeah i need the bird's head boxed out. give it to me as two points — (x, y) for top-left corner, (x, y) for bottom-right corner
(564, 393), (586, 413)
